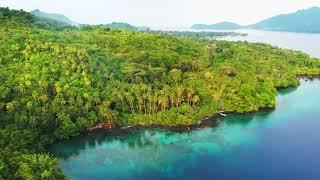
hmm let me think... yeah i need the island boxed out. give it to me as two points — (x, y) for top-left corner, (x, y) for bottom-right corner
(191, 22), (242, 30)
(0, 7), (320, 179)
(191, 7), (320, 33)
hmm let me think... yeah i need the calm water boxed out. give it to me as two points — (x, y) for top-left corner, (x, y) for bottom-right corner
(219, 29), (320, 58)
(49, 30), (320, 180)
(151, 27), (320, 58)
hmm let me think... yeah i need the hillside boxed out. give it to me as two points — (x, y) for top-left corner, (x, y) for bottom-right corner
(0, 7), (73, 30)
(31, 9), (78, 26)
(0, 7), (320, 179)
(191, 7), (320, 33)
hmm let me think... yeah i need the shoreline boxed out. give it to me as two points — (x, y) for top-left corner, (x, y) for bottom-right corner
(82, 76), (318, 136)
(45, 77), (319, 149)
(85, 106), (276, 135)
(86, 113), (224, 134)
(46, 107), (275, 149)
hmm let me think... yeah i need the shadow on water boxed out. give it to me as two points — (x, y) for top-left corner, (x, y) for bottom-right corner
(48, 128), (190, 160)
(49, 112), (272, 160)
(223, 110), (273, 126)
(278, 85), (298, 95)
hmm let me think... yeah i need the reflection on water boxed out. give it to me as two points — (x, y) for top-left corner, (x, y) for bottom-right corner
(49, 79), (320, 179)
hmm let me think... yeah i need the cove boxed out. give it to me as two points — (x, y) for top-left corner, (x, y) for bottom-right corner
(49, 78), (320, 179)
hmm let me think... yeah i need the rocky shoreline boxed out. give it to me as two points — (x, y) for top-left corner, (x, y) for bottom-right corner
(86, 113), (224, 134)
(85, 109), (274, 135)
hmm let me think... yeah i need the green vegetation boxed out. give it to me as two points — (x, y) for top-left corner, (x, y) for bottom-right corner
(0, 7), (319, 179)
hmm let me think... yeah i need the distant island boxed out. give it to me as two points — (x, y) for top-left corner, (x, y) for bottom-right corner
(149, 30), (247, 39)
(250, 7), (320, 33)
(101, 22), (150, 31)
(191, 22), (242, 30)
(101, 22), (139, 30)
(191, 7), (320, 33)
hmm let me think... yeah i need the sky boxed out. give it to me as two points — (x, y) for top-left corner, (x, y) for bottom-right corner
(1, 0), (320, 27)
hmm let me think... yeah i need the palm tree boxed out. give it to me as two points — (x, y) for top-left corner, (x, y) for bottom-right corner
(137, 97), (143, 113)
(125, 92), (135, 113)
(168, 90), (175, 108)
(152, 92), (159, 114)
(192, 95), (200, 107)
(175, 86), (184, 107)
(186, 88), (194, 106)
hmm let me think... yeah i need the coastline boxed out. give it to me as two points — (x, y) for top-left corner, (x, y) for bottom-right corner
(86, 113), (224, 134)
(85, 76), (319, 136)
(45, 77), (319, 154)
(85, 106), (277, 135)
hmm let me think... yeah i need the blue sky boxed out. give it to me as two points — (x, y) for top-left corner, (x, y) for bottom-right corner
(1, 0), (320, 26)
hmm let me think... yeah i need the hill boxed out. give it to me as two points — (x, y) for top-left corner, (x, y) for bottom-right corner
(249, 7), (320, 33)
(101, 22), (151, 31)
(31, 9), (78, 26)
(103, 22), (139, 30)
(191, 7), (320, 33)
(0, 7), (73, 30)
(191, 22), (242, 30)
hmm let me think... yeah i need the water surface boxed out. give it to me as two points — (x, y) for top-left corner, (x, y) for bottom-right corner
(49, 79), (320, 180)
(219, 29), (320, 58)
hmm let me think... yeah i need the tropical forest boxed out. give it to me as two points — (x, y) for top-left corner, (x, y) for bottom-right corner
(0, 7), (320, 179)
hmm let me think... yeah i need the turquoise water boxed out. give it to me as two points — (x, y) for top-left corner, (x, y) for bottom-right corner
(49, 78), (320, 179)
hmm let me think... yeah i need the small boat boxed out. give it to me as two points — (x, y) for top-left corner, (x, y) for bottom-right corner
(219, 112), (227, 117)
(121, 126), (132, 129)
